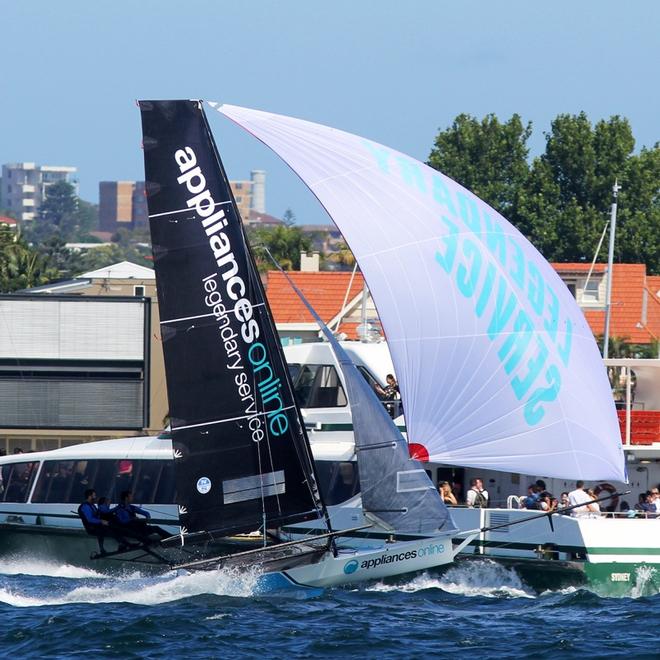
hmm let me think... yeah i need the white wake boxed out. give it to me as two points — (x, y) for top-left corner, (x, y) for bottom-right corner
(0, 567), (261, 608)
(0, 558), (107, 580)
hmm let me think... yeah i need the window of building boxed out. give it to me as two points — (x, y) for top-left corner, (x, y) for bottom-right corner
(1, 461), (39, 502)
(580, 277), (601, 304)
(291, 364), (347, 408)
(134, 285), (145, 297)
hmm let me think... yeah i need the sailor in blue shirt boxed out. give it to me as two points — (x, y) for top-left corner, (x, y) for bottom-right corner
(115, 490), (169, 543)
(78, 489), (127, 555)
(115, 490), (152, 525)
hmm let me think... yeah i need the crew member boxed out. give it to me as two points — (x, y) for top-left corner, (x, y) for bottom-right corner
(115, 490), (169, 543)
(78, 489), (127, 555)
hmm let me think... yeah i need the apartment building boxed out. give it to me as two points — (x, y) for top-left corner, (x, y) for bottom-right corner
(0, 163), (78, 222)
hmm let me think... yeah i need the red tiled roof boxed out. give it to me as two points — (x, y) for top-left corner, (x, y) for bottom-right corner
(266, 270), (365, 339)
(551, 263), (658, 344)
(552, 262), (607, 273)
(248, 210), (284, 226)
(267, 263), (660, 345)
(0, 215), (17, 226)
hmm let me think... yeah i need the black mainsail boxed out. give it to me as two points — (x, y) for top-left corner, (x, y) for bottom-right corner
(139, 100), (323, 537)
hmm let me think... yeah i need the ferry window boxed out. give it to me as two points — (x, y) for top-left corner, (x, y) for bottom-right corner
(315, 461), (360, 506)
(293, 364), (347, 408)
(154, 462), (177, 504)
(288, 363), (301, 383)
(357, 366), (381, 393)
(1, 461), (39, 503)
(33, 460), (96, 503)
(32, 459), (175, 504)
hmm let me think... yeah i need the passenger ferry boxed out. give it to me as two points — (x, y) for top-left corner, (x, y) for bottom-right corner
(287, 342), (660, 596)
(1, 341), (659, 593)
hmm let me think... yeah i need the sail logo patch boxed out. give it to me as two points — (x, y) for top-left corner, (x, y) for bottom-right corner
(343, 560), (359, 575)
(196, 477), (212, 494)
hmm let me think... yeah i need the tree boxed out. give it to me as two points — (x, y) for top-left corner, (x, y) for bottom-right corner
(248, 225), (311, 272)
(76, 199), (99, 236)
(74, 244), (128, 273)
(325, 241), (356, 270)
(282, 208), (297, 227)
(27, 182), (98, 243)
(0, 225), (59, 292)
(38, 235), (78, 279)
(519, 114), (659, 271)
(36, 181), (79, 237)
(428, 111), (660, 274)
(427, 113), (532, 216)
(616, 144), (660, 270)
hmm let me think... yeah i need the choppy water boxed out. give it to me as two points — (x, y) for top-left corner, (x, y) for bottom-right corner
(0, 557), (658, 658)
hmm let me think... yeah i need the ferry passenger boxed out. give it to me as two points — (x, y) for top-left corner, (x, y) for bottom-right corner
(522, 484), (542, 510)
(539, 491), (555, 511)
(568, 481), (592, 517)
(383, 374), (399, 399)
(466, 478), (489, 508)
(587, 488), (601, 517)
(49, 464), (73, 502)
(438, 481), (458, 506)
(650, 487), (660, 513)
(115, 460), (134, 495)
(634, 492), (657, 517)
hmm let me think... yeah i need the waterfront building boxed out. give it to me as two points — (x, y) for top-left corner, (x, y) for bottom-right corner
(98, 181), (148, 232)
(0, 262), (167, 454)
(100, 171), (263, 232)
(0, 162), (78, 223)
(266, 262), (660, 350)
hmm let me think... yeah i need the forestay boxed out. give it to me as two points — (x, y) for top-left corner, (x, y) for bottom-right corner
(214, 103), (626, 481)
(139, 101), (324, 536)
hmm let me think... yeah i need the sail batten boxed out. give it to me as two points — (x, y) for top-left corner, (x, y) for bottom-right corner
(139, 100), (324, 537)
(216, 103), (626, 482)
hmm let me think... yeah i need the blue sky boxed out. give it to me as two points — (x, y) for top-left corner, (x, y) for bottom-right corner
(1, 1), (658, 224)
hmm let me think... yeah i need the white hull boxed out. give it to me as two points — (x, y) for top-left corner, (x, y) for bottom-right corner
(258, 532), (457, 590)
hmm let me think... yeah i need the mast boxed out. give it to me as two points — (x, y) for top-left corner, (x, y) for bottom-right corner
(603, 179), (622, 359)
(138, 100), (325, 538)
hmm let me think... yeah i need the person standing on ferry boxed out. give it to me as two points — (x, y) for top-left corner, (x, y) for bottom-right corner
(568, 481), (592, 517)
(466, 478), (489, 508)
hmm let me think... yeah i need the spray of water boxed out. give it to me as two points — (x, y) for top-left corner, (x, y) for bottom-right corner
(631, 565), (658, 599)
(366, 560), (535, 599)
(0, 566), (262, 608)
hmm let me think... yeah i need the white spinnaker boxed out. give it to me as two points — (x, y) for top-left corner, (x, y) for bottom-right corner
(213, 102), (626, 481)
